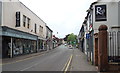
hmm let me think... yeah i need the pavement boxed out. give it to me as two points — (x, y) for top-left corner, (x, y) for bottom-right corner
(70, 48), (97, 71)
(69, 48), (120, 73)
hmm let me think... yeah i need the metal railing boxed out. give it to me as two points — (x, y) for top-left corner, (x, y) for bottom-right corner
(108, 31), (120, 62)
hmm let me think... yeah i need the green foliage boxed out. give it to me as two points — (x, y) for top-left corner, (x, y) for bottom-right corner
(67, 33), (78, 46)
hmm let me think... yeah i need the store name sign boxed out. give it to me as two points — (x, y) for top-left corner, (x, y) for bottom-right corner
(95, 5), (107, 21)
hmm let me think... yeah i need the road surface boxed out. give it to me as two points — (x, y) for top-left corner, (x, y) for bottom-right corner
(2, 45), (73, 71)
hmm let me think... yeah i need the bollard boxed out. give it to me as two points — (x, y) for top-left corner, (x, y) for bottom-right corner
(98, 25), (108, 72)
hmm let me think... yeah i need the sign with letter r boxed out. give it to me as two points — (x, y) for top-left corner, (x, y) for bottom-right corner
(95, 5), (107, 21)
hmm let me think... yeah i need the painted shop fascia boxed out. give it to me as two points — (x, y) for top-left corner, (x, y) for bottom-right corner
(1, 26), (37, 40)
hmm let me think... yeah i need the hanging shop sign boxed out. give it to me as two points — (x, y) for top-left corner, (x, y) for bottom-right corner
(95, 5), (107, 21)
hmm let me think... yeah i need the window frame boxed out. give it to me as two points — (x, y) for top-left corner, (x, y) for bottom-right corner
(23, 15), (26, 27)
(27, 18), (30, 29)
(35, 24), (37, 33)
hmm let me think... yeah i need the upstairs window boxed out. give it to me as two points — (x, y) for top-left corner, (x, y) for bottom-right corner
(23, 15), (26, 27)
(35, 24), (37, 33)
(27, 18), (30, 29)
(39, 25), (43, 33)
(16, 12), (20, 27)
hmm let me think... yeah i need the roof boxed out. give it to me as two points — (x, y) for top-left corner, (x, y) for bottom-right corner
(46, 25), (53, 32)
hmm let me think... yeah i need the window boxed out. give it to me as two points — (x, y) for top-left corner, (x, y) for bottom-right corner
(41, 27), (43, 33)
(39, 25), (43, 33)
(27, 18), (30, 29)
(39, 26), (41, 33)
(23, 15), (26, 27)
(16, 12), (20, 27)
(35, 24), (37, 33)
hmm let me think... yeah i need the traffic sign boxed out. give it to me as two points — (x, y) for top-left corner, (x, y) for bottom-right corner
(86, 34), (90, 39)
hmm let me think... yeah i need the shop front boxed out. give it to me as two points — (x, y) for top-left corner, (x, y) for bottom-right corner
(13, 38), (37, 56)
(38, 37), (47, 51)
(1, 26), (37, 58)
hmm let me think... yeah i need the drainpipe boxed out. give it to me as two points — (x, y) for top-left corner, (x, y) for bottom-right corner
(36, 37), (38, 52)
(10, 37), (13, 58)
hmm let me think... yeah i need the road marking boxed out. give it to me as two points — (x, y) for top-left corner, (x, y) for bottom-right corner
(64, 54), (73, 72)
(20, 62), (40, 71)
(0, 52), (46, 66)
(62, 54), (73, 73)
(1, 56), (39, 65)
(61, 56), (70, 71)
(1, 49), (57, 66)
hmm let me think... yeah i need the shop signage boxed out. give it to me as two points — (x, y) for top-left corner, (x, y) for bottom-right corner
(95, 5), (107, 21)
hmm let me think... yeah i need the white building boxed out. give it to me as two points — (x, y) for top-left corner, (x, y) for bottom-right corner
(87, 0), (120, 65)
(93, 0), (120, 33)
(46, 26), (53, 50)
(0, 0), (48, 58)
(79, 0), (120, 65)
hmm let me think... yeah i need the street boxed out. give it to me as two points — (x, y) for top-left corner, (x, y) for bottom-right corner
(2, 45), (97, 72)
(2, 45), (73, 71)
(0, 0), (120, 72)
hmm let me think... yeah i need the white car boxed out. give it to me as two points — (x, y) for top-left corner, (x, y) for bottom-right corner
(64, 44), (67, 46)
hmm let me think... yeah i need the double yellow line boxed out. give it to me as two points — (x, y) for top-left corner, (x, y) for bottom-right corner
(62, 54), (73, 73)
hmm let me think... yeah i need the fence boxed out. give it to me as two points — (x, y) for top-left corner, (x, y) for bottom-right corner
(108, 31), (120, 62)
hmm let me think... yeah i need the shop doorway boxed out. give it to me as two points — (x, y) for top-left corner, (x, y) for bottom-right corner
(2, 36), (11, 58)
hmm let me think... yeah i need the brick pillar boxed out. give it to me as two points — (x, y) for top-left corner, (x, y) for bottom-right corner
(98, 25), (108, 72)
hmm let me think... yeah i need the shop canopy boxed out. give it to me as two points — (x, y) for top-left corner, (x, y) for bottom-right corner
(0, 26), (38, 40)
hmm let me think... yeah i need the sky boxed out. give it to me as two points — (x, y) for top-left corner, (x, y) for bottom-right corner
(19, 0), (97, 38)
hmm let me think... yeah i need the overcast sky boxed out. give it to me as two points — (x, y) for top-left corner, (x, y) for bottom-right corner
(19, 0), (97, 38)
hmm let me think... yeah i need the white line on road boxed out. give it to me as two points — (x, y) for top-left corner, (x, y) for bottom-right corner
(20, 62), (40, 71)
(1, 51), (47, 66)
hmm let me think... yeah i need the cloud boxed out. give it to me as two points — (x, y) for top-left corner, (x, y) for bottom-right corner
(19, 0), (97, 38)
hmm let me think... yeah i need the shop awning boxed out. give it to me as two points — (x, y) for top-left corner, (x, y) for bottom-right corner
(0, 26), (38, 40)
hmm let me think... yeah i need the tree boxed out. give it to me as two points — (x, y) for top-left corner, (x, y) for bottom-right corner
(67, 33), (78, 46)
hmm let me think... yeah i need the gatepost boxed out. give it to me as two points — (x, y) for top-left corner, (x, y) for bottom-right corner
(98, 25), (108, 72)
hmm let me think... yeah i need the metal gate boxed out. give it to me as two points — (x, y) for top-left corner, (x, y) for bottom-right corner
(108, 31), (120, 62)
